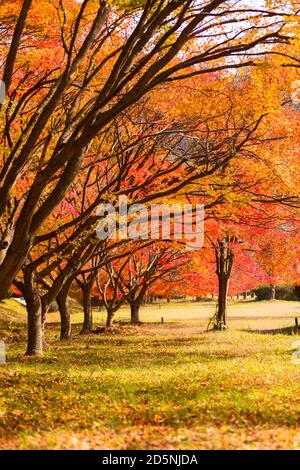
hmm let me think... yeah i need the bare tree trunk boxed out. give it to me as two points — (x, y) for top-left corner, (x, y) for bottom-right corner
(130, 302), (141, 325)
(41, 301), (47, 349)
(106, 309), (114, 328)
(214, 236), (237, 331)
(270, 284), (276, 300)
(25, 294), (43, 356)
(216, 274), (229, 330)
(80, 286), (93, 334)
(57, 282), (72, 340)
(22, 271), (43, 356)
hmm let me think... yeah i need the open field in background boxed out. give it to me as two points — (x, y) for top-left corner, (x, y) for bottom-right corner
(51, 298), (300, 324)
(0, 300), (300, 450)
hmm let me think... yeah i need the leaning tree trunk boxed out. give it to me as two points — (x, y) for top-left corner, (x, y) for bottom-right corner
(57, 282), (72, 340)
(81, 286), (93, 334)
(22, 271), (43, 356)
(130, 301), (141, 325)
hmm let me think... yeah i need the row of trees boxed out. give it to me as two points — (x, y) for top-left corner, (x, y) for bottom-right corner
(0, 0), (300, 355)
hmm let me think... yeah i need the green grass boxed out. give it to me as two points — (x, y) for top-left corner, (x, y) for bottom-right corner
(1, 299), (300, 449)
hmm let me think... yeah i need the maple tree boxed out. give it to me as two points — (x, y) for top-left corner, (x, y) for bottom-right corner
(1, 1), (300, 356)
(114, 245), (187, 325)
(11, 82), (279, 355)
(0, 0), (295, 300)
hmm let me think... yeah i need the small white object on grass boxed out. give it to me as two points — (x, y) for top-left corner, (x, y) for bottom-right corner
(292, 340), (300, 365)
(0, 341), (6, 364)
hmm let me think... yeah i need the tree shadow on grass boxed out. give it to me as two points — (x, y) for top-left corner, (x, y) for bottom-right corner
(243, 326), (300, 336)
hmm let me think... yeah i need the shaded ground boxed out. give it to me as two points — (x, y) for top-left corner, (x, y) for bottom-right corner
(0, 300), (300, 450)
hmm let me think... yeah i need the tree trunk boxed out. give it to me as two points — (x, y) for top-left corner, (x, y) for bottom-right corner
(216, 274), (229, 330)
(22, 276), (43, 357)
(106, 310), (114, 328)
(57, 283), (71, 340)
(214, 236), (237, 331)
(270, 284), (276, 300)
(80, 286), (93, 334)
(41, 301), (47, 349)
(130, 302), (141, 325)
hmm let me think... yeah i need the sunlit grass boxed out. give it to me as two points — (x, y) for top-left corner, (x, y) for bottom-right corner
(0, 300), (300, 449)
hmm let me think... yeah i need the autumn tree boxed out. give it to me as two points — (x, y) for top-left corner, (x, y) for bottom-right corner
(120, 246), (187, 324)
(15, 92), (273, 355)
(0, 0), (295, 302)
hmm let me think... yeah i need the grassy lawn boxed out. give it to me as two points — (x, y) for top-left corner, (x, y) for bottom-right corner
(0, 299), (300, 449)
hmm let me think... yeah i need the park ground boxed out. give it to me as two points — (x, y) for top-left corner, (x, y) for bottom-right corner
(0, 299), (300, 450)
